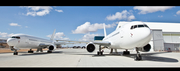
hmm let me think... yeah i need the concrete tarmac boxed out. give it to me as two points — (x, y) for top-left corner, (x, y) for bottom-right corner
(0, 48), (180, 67)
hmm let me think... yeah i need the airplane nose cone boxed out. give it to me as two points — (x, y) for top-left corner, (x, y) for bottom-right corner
(140, 28), (152, 39)
(7, 38), (17, 46)
(139, 28), (152, 45)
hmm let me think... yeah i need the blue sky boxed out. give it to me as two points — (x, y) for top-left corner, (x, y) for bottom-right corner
(0, 6), (180, 44)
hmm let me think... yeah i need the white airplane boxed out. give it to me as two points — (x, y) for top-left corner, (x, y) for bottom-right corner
(57, 21), (152, 61)
(6, 29), (71, 55)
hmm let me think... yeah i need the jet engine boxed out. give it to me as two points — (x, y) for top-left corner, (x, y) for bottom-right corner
(48, 45), (56, 50)
(138, 44), (151, 52)
(86, 42), (96, 52)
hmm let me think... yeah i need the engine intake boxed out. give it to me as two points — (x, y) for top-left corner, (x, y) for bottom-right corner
(86, 43), (95, 52)
(48, 45), (56, 50)
(142, 44), (151, 52)
(137, 44), (151, 52)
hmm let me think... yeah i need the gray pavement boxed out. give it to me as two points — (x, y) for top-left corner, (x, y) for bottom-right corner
(0, 48), (180, 67)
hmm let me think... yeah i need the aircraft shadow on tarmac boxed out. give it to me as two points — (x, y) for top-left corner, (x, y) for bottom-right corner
(73, 52), (179, 63)
(19, 51), (63, 56)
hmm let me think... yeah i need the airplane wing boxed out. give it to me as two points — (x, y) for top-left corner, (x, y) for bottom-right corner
(39, 43), (51, 47)
(56, 40), (111, 46)
(38, 41), (75, 48)
(92, 41), (111, 46)
(54, 42), (75, 45)
(56, 40), (89, 44)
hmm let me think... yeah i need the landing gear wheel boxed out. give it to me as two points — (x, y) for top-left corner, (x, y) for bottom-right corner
(28, 51), (34, 53)
(13, 52), (18, 55)
(134, 54), (142, 61)
(47, 50), (52, 53)
(123, 51), (130, 55)
(28, 49), (34, 53)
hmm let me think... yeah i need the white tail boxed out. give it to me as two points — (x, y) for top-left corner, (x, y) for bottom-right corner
(103, 23), (107, 37)
(50, 29), (56, 42)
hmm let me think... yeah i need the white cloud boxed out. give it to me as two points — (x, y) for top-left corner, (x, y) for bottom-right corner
(25, 26), (28, 28)
(72, 22), (116, 34)
(55, 9), (63, 12)
(158, 15), (163, 17)
(0, 32), (14, 37)
(47, 32), (69, 40)
(23, 6), (53, 16)
(106, 10), (135, 21)
(176, 10), (180, 15)
(128, 15), (135, 21)
(79, 33), (100, 41)
(133, 6), (174, 14)
(9, 23), (21, 26)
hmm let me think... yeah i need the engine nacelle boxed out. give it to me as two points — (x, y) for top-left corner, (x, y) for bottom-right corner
(48, 45), (56, 50)
(86, 42), (96, 53)
(138, 44), (151, 52)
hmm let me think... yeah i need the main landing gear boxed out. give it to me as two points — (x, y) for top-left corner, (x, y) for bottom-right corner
(110, 49), (118, 54)
(28, 49), (34, 53)
(97, 45), (103, 55)
(37, 48), (43, 52)
(123, 49), (130, 55)
(134, 47), (142, 61)
(47, 50), (52, 53)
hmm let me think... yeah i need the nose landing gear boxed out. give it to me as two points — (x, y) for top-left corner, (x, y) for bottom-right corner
(123, 49), (130, 55)
(134, 47), (142, 61)
(13, 50), (18, 55)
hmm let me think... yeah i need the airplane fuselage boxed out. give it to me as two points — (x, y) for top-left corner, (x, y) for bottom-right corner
(7, 34), (53, 49)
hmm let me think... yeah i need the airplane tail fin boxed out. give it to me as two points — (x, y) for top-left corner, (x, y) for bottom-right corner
(103, 23), (107, 37)
(50, 29), (56, 42)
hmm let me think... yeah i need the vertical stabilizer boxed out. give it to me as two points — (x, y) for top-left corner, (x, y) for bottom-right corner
(50, 29), (56, 42)
(103, 23), (107, 37)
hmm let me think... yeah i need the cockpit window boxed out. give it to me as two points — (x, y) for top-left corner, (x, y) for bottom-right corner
(144, 24), (149, 28)
(130, 26), (133, 29)
(134, 25), (137, 29)
(138, 25), (144, 28)
(11, 36), (20, 39)
(130, 24), (149, 30)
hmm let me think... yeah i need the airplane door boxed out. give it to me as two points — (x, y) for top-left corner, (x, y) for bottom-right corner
(25, 38), (29, 44)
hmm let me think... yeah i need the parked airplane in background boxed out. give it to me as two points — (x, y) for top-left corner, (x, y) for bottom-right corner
(57, 21), (152, 61)
(7, 29), (71, 55)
